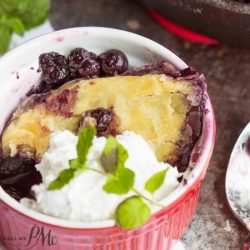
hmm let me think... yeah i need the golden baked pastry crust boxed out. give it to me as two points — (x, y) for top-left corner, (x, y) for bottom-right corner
(1, 73), (204, 171)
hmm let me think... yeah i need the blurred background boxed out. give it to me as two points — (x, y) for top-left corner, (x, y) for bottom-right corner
(1, 0), (250, 249)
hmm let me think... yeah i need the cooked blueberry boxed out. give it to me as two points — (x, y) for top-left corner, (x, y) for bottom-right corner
(0, 169), (42, 201)
(68, 48), (92, 65)
(1, 186), (24, 201)
(80, 108), (114, 136)
(0, 155), (36, 179)
(77, 59), (101, 79)
(91, 109), (113, 133)
(99, 49), (128, 76)
(39, 52), (70, 85)
(68, 48), (100, 79)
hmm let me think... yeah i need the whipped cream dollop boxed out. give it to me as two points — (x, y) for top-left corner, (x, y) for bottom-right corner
(21, 130), (179, 221)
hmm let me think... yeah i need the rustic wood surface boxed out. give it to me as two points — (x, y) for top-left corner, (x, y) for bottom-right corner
(51, 0), (249, 249)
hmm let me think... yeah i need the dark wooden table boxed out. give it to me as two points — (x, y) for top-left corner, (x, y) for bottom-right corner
(51, 0), (249, 249)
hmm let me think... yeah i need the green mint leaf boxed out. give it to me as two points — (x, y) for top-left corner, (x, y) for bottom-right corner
(117, 143), (128, 169)
(48, 168), (75, 190)
(103, 178), (124, 194)
(18, 0), (50, 29)
(0, 26), (11, 54)
(9, 17), (25, 36)
(77, 126), (96, 164)
(116, 196), (151, 229)
(101, 137), (128, 171)
(145, 168), (169, 194)
(0, 0), (50, 29)
(103, 136), (118, 155)
(101, 137), (128, 174)
(103, 168), (135, 194)
(0, 0), (50, 53)
(117, 167), (135, 190)
(48, 162), (86, 191)
(102, 137), (134, 194)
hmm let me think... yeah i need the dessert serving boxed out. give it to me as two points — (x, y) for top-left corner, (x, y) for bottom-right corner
(0, 27), (215, 250)
(0, 46), (206, 228)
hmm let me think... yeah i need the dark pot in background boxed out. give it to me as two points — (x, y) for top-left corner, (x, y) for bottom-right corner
(138, 0), (250, 48)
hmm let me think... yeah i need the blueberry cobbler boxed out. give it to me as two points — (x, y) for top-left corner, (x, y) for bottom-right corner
(0, 48), (206, 228)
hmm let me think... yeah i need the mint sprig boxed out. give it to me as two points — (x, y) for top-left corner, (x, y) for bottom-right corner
(47, 128), (168, 229)
(0, 0), (50, 54)
(48, 126), (96, 190)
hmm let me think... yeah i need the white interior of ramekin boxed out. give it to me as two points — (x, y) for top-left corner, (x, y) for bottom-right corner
(0, 27), (215, 229)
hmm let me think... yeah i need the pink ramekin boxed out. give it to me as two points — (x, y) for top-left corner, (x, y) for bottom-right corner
(0, 27), (216, 250)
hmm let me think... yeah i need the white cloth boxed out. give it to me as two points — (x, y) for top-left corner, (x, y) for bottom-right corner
(172, 240), (185, 250)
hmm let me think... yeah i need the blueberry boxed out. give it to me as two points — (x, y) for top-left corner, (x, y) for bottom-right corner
(0, 155), (36, 179)
(90, 108), (113, 133)
(68, 48), (92, 64)
(80, 108), (114, 136)
(78, 58), (101, 79)
(39, 52), (70, 86)
(99, 49), (128, 76)
(68, 48), (101, 79)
